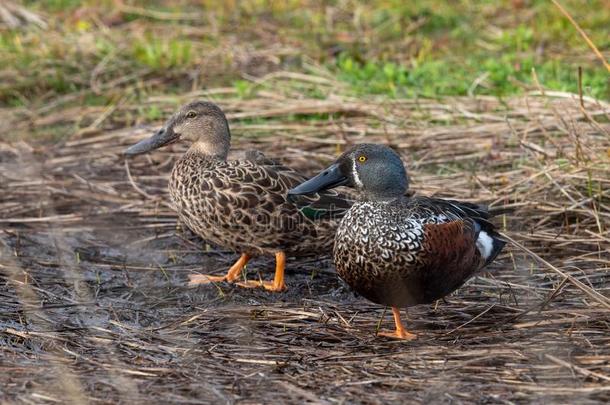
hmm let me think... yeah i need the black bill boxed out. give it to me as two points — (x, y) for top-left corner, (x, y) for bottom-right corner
(124, 127), (179, 156)
(288, 163), (348, 196)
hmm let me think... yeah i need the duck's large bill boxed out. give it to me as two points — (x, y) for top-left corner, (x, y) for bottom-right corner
(288, 163), (348, 196)
(125, 127), (179, 156)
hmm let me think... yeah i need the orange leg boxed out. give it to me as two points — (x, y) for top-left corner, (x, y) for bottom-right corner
(236, 251), (286, 292)
(377, 307), (417, 340)
(188, 253), (250, 286)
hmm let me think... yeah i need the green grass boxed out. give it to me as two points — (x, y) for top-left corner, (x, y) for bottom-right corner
(132, 37), (193, 70)
(334, 52), (608, 99)
(327, 2), (609, 99)
(2, 0), (608, 140)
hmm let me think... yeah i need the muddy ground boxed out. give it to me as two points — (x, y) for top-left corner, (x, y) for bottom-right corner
(1, 94), (609, 404)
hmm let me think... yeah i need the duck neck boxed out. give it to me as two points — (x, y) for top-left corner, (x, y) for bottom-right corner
(362, 192), (404, 203)
(186, 140), (230, 160)
(360, 183), (407, 202)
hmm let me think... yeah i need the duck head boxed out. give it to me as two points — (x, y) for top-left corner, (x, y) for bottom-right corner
(125, 101), (231, 159)
(288, 144), (408, 200)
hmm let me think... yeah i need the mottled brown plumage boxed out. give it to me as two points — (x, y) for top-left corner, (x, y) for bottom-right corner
(125, 101), (351, 291)
(169, 150), (340, 256)
(289, 144), (506, 339)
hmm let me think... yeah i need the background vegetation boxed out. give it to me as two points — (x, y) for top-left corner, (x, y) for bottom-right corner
(0, 0), (608, 141)
(1, 1), (609, 403)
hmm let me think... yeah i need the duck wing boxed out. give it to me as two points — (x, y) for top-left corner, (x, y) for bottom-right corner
(410, 196), (507, 266)
(247, 149), (354, 220)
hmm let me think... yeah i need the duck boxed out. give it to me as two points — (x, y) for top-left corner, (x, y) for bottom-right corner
(125, 101), (351, 291)
(288, 143), (506, 339)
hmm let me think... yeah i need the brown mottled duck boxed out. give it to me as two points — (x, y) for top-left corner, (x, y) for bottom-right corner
(288, 144), (506, 339)
(125, 101), (351, 292)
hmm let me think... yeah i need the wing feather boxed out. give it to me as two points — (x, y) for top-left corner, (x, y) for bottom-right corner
(416, 219), (485, 299)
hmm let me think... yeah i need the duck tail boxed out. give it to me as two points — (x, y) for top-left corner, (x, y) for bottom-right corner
(486, 205), (515, 217)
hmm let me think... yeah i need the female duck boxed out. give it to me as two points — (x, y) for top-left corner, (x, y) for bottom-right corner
(288, 144), (505, 339)
(125, 101), (350, 291)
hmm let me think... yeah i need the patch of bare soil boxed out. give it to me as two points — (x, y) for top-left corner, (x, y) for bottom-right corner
(1, 85), (609, 403)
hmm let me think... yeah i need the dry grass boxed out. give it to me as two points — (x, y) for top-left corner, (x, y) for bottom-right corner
(1, 74), (609, 403)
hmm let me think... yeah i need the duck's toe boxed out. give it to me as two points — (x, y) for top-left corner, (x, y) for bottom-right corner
(188, 253), (251, 286)
(188, 274), (232, 286)
(377, 306), (417, 340)
(235, 279), (286, 292)
(377, 329), (417, 340)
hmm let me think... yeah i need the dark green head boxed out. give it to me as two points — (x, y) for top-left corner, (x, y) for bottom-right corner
(288, 144), (408, 200)
(125, 101), (231, 159)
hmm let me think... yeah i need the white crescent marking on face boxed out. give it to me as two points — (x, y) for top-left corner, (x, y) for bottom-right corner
(352, 158), (363, 188)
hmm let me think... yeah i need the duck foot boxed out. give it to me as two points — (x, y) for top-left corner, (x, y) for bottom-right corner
(235, 280), (285, 292)
(188, 253), (250, 286)
(377, 307), (417, 340)
(188, 274), (231, 285)
(377, 329), (417, 340)
(235, 251), (286, 292)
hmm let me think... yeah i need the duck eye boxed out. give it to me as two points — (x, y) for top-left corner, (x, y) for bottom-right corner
(186, 111), (197, 119)
(357, 155), (367, 163)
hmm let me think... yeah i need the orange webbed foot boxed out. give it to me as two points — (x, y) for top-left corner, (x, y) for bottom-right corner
(188, 274), (230, 286)
(187, 253), (250, 287)
(377, 329), (417, 340)
(235, 251), (286, 292)
(235, 279), (286, 292)
(377, 307), (417, 340)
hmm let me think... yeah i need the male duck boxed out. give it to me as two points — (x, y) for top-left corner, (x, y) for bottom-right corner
(288, 144), (506, 339)
(125, 101), (350, 291)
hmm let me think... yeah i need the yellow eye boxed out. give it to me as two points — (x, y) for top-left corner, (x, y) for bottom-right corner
(358, 155), (367, 163)
(186, 111), (197, 119)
